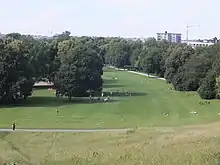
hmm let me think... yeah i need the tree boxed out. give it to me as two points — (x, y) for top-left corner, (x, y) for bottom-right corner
(143, 37), (157, 48)
(164, 45), (195, 86)
(53, 31), (71, 42)
(129, 39), (143, 67)
(216, 76), (220, 99)
(140, 47), (163, 75)
(197, 71), (216, 100)
(0, 39), (34, 102)
(175, 55), (210, 91)
(55, 43), (103, 99)
(1, 32), (220, 102)
(105, 39), (131, 68)
(156, 40), (171, 77)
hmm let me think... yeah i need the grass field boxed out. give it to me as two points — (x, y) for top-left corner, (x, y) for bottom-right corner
(1, 67), (220, 164)
(1, 67), (220, 129)
(2, 123), (220, 165)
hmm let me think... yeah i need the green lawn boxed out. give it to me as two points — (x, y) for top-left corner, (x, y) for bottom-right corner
(0, 67), (220, 129)
(2, 68), (220, 165)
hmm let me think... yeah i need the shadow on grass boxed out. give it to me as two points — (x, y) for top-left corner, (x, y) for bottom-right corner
(103, 69), (114, 73)
(214, 152), (220, 165)
(0, 132), (10, 138)
(104, 79), (119, 84)
(103, 91), (147, 97)
(103, 84), (125, 88)
(0, 96), (118, 108)
(33, 86), (54, 90)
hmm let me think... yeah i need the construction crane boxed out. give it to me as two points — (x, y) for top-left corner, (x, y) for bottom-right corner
(186, 25), (200, 41)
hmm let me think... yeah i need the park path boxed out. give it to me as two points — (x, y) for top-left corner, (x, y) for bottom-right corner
(0, 128), (130, 133)
(127, 70), (166, 81)
(108, 66), (166, 81)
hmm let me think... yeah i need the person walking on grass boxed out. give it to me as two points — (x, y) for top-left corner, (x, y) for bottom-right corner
(89, 94), (92, 103)
(56, 108), (59, 115)
(12, 122), (16, 130)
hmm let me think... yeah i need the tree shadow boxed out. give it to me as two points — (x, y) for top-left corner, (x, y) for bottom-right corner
(0, 96), (62, 108)
(0, 96), (118, 108)
(103, 69), (114, 73)
(213, 152), (220, 165)
(103, 91), (148, 97)
(33, 86), (54, 90)
(71, 98), (118, 104)
(103, 84), (125, 88)
(104, 79), (119, 84)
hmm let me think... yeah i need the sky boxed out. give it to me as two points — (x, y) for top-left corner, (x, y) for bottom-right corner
(0, 0), (219, 39)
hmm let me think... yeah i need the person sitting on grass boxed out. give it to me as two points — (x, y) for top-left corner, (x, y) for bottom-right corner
(104, 96), (110, 102)
(116, 90), (119, 95)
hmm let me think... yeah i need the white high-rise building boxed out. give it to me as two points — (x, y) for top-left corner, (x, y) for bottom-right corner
(157, 31), (182, 43)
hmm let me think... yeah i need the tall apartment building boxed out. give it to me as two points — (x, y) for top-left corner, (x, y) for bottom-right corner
(157, 31), (182, 43)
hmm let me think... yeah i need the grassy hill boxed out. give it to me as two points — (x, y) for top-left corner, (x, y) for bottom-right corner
(1, 67), (220, 164)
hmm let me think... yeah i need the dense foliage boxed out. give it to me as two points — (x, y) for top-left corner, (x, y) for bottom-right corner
(0, 32), (103, 103)
(103, 37), (220, 100)
(0, 31), (219, 103)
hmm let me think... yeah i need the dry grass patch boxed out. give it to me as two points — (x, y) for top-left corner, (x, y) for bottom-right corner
(1, 123), (220, 164)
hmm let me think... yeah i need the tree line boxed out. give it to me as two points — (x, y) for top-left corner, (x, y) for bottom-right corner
(104, 37), (220, 100)
(0, 31), (219, 103)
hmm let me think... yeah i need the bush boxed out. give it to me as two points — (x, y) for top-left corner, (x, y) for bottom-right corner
(197, 72), (216, 100)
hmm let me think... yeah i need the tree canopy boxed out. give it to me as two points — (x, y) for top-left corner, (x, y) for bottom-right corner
(0, 31), (220, 103)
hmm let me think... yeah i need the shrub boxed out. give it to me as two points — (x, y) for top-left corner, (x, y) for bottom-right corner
(197, 71), (216, 100)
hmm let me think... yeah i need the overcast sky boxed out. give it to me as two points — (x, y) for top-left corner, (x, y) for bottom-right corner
(0, 0), (219, 39)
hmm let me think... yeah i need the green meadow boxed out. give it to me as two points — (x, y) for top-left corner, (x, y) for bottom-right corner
(1, 68), (220, 165)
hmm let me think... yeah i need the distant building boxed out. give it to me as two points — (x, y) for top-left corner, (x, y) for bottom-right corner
(31, 35), (52, 39)
(182, 40), (214, 49)
(157, 31), (182, 43)
(0, 32), (4, 39)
